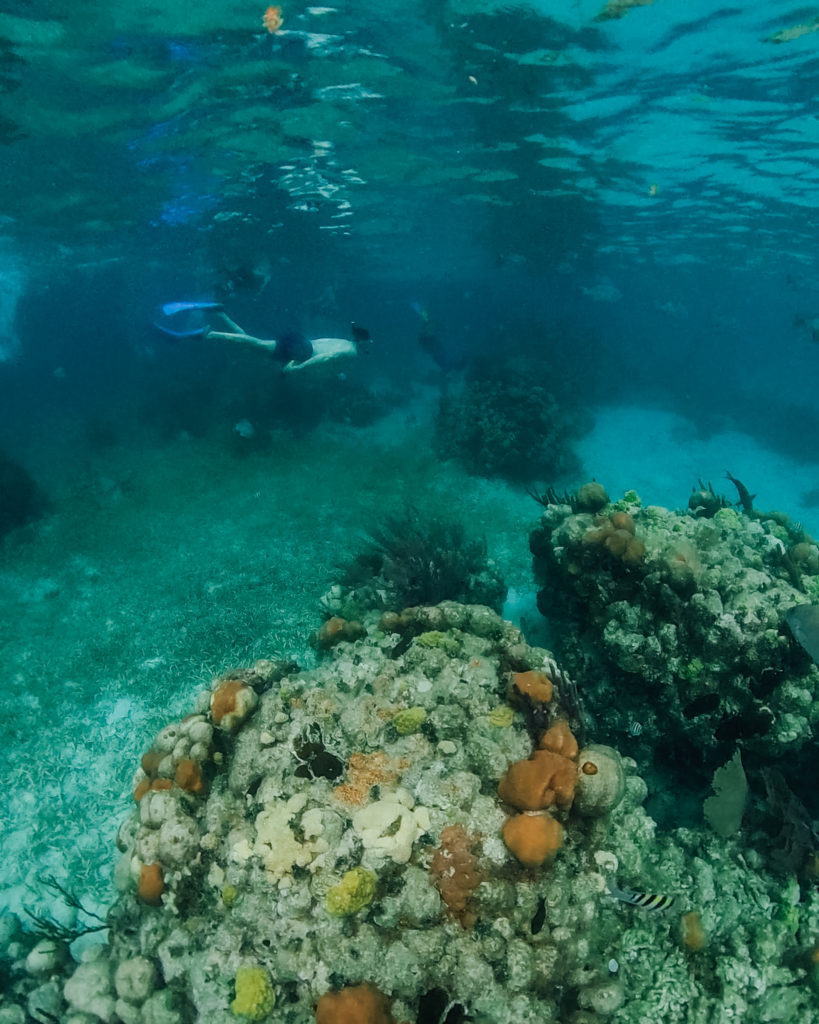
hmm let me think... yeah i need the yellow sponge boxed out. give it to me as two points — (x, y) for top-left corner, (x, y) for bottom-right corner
(231, 965), (275, 1019)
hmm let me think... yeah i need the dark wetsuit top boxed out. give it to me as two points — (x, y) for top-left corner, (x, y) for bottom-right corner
(274, 331), (313, 365)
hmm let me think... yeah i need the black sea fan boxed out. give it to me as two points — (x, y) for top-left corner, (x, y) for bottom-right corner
(341, 508), (506, 612)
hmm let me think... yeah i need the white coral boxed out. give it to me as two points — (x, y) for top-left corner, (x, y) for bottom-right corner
(352, 788), (430, 864)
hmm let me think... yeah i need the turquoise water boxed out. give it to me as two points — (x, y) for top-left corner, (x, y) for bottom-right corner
(2, 2), (819, 1020)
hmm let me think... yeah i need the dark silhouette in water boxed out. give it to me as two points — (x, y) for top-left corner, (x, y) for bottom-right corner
(725, 471), (755, 513)
(0, 450), (48, 539)
(418, 329), (467, 374)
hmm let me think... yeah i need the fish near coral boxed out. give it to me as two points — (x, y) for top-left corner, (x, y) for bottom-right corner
(607, 882), (673, 911)
(724, 470), (755, 514)
(263, 5), (283, 33)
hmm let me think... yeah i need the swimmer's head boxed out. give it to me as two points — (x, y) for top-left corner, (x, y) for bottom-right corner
(351, 323), (371, 346)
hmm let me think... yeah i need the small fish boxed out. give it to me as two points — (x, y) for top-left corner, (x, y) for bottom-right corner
(724, 470), (755, 514)
(608, 883), (674, 911)
(263, 5), (283, 33)
(234, 419), (255, 439)
(582, 281), (622, 303)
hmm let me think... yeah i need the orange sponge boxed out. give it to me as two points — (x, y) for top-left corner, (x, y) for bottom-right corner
(137, 862), (164, 906)
(210, 680), (245, 725)
(502, 812), (563, 868)
(538, 719), (579, 761)
(512, 670), (553, 704)
(498, 749), (577, 811)
(315, 983), (394, 1024)
(174, 758), (205, 795)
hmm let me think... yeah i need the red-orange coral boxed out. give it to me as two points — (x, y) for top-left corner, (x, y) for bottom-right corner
(133, 779), (151, 802)
(430, 824), (484, 928)
(211, 679), (244, 725)
(538, 719), (579, 761)
(137, 863), (164, 906)
(333, 752), (406, 806)
(315, 616), (366, 650)
(175, 758), (205, 795)
(502, 812), (563, 868)
(315, 983), (395, 1024)
(511, 670), (553, 704)
(263, 5), (283, 33)
(498, 749), (576, 811)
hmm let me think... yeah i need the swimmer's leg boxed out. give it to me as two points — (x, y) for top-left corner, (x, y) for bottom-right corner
(212, 311), (248, 334)
(206, 329), (279, 353)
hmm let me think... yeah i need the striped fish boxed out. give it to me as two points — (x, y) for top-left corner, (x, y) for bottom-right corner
(608, 883), (674, 911)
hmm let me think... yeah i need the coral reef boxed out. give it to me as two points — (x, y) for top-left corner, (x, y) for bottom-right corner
(3, 604), (819, 1023)
(435, 357), (590, 481)
(530, 486), (819, 772)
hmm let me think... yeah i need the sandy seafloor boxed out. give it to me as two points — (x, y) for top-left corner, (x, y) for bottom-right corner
(2, 395), (817, 937)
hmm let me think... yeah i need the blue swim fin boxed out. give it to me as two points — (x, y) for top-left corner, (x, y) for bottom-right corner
(161, 301), (224, 317)
(153, 322), (208, 340)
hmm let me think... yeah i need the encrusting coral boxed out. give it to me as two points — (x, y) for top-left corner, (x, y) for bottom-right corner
(429, 824), (483, 927)
(231, 965), (276, 1019)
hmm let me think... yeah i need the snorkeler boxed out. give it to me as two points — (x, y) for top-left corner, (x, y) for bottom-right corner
(153, 302), (370, 373)
(412, 301), (466, 375)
